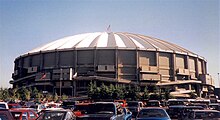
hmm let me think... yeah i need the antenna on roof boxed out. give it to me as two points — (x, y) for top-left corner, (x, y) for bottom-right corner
(106, 25), (111, 33)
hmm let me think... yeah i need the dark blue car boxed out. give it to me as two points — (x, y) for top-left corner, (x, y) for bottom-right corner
(136, 107), (171, 120)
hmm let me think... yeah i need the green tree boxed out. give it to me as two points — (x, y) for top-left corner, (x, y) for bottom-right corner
(32, 87), (39, 98)
(100, 83), (110, 99)
(35, 91), (43, 103)
(151, 85), (159, 93)
(46, 93), (53, 102)
(53, 92), (59, 102)
(88, 81), (97, 99)
(108, 84), (115, 99)
(162, 88), (174, 100)
(142, 86), (149, 100)
(61, 94), (68, 100)
(112, 85), (124, 100)
(149, 93), (160, 100)
(1, 88), (10, 101)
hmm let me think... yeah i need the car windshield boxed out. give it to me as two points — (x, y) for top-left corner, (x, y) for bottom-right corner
(0, 104), (6, 109)
(168, 101), (184, 106)
(138, 109), (168, 118)
(127, 102), (138, 107)
(41, 111), (66, 120)
(88, 104), (115, 114)
(146, 102), (159, 107)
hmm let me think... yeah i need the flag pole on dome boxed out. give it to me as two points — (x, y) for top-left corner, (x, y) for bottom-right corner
(107, 25), (111, 33)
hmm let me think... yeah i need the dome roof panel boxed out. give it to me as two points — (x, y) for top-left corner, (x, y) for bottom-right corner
(114, 34), (126, 47)
(26, 32), (196, 56)
(96, 32), (109, 47)
(76, 32), (101, 48)
(57, 33), (91, 49)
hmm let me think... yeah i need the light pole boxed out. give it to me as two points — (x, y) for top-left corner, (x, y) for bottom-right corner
(218, 73), (220, 88)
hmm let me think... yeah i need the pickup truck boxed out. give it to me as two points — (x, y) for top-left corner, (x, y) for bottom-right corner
(77, 102), (128, 120)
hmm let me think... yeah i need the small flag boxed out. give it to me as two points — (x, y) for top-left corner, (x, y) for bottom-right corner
(73, 72), (77, 79)
(40, 73), (46, 80)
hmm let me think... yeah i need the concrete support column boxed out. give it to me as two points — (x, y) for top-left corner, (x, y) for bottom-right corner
(204, 62), (206, 74)
(115, 47), (118, 79)
(94, 48), (97, 76)
(202, 61), (207, 74)
(172, 53), (177, 81)
(40, 51), (44, 70)
(156, 51), (160, 81)
(189, 84), (192, 90)
(74, 49), (77, 73)
(195, 57), (199, 79)
(29, 54), (32, 67)
(186, 55), (190, 79)
(196, 84), (202, 97)
(73, 81), (76, 96)
(55, 50), (59, 68)
(136, 48), (140, 83)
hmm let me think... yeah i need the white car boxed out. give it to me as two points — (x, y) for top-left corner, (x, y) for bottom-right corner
(0, 102), (9, 109)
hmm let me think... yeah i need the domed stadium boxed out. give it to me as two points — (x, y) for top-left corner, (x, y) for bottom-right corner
(11, 32), (215, 98)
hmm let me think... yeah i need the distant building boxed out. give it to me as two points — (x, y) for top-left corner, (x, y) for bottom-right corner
(10, 32), (215, 98)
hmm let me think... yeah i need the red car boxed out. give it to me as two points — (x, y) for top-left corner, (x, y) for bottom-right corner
(0, 108), (14, 120)
(10, 108), (38, 120)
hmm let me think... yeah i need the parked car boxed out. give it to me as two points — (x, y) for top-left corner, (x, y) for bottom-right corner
(145, 100), (161, 107)
(136, 107), (171, 120)
(0, 102), (9, 109)
(36, 109), (76, 120)
(187, 109), (220, 119)
(167, 105), (204, 119)
(167, 99), (186, 106)
(10, 108), (38, 120)
(77, 102), (125, 120)
(0, 108), (14, 120)
(126, 101), (143, 118)
(61, 100), (79, 110)
(37, 108), (64, 116)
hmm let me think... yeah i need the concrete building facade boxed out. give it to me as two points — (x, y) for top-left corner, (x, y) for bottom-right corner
(10, 32), (215, 98)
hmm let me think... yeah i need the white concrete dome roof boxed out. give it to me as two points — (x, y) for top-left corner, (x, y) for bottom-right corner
(28, 32), (196, 56)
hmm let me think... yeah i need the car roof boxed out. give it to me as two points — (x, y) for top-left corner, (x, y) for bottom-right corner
(168, 105), (186, 108)
(10, 108), (35, 112)
(192, 109), (220, 112)
(141, 107), (165, 110)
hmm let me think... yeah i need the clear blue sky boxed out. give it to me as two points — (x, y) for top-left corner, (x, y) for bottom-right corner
(0, 0), (219, 88)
